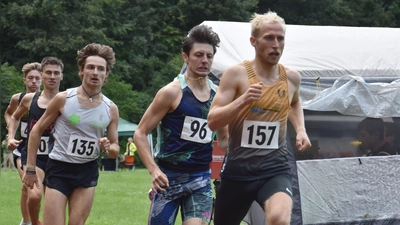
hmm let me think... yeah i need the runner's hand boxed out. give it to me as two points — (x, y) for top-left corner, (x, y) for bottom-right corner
(22, 172), (40, 189)
(7, 138), (22, 150)
(241, 82), (263, 105)
(296, 131), (311, 152)
(99, 137), (110, 153)
(151, 168), (169, 193)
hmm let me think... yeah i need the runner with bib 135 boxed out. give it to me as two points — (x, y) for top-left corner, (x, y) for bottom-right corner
(22, 43), (120, 225)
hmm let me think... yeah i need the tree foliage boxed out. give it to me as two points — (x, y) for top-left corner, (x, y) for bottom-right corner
(1, 0), (400, 136)
(257, 0), (400, 27)
(0, 62), (25, 137)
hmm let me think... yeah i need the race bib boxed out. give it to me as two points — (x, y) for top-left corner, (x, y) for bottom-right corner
(180, 116), (213, 144)
(37, 136), (49, 155)
(241, 120), (280, 149)
(66, 135), (99, 159)
(20, 122), (28, 138)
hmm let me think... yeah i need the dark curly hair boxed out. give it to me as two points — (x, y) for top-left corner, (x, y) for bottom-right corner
(182, 25), (220, 56)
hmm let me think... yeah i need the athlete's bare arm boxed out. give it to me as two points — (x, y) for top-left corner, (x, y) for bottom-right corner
(286, 68), (311, 151)
(215, 127), (229, 151)
(7, 93), (34, 150)
(208, 63), (262, 131)
(101, 102), (120, 159)
(4, 93), (22, 128)
(212, 88), (229, 151)
(134, 80), (180, 192)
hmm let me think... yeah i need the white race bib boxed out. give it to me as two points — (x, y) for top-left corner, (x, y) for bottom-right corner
(180, 116), (213, 144)
(37, 136), (49, 155)
(20, 121), (28, 138)
(241, 120), (280, 149)
(66, 135), (99, 159)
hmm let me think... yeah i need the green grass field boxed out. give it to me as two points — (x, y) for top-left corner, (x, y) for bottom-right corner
(0, 169), (254, 225)
(0, 169), (162, 225)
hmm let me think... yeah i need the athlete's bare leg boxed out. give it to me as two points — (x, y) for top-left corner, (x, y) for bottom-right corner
(16, 158), (31, 224)
(42, 188), (67, 225)
(68, 187), (95, 225)
(26, 167), (45, 225)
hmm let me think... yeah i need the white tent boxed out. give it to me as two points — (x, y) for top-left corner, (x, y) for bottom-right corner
(204, 21), (400, 117)
(202, 21), (400, 225)
(205, 20), (400, 79)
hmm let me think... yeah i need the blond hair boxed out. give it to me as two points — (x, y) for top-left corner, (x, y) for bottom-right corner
(21, 62), (41, 77)
(250, 11), (286, 37)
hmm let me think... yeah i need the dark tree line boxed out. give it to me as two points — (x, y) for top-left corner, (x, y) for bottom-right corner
(1, 0), (399, 133)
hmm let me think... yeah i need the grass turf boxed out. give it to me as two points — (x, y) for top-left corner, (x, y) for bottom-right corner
(0, 168), (158, 224)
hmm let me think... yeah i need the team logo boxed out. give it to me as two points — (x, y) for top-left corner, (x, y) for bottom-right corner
(69, 114), (81, 126)
(277, 89), (286, 98)
(250, 105), (281, 114)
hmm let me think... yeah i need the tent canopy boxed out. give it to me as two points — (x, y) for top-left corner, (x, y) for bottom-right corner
(118, 117), (137, 137)
(117, 117), (153, 152)
(202, 21), (400, 117)
(203, 21), (400, 79)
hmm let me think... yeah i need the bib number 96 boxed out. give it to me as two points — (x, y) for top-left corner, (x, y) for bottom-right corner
(181, 116), (212, 144)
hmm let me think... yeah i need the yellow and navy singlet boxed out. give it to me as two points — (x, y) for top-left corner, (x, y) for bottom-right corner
(220, 61), (292, 181)
(156, 74), (216, 173)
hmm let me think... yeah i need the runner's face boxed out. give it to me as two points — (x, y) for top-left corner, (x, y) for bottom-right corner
(23, 70), (42, 92)
(251, 21), (285, 65)
(81, 56), (108, 86)
(41, 65), (63, 90)
(183, 43), (214, 77)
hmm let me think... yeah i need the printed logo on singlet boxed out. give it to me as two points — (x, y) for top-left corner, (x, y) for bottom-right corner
(250, 104), (282, 114)
(277, 88), (286, 98)
(69, 114), (81, 126)
(90, 120), (108, 130)
(29, 119), (55, 134)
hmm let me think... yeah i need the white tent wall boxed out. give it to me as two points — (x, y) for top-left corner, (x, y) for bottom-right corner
(203, 21), (400, 107)
(202, 20), (400, 224)
(204, 21), (400, 80)
(297, 157), (400, 225)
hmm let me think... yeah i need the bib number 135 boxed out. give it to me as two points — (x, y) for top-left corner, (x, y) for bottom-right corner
(181, 116), (212, 144)
(67, 135), (98, 158)
(241, 120), (279, 149)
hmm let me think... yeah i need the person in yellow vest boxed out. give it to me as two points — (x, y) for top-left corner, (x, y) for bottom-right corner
(124, 137), (136, 170)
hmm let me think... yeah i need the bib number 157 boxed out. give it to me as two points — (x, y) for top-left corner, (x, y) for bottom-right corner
(241, 120), (279, 149)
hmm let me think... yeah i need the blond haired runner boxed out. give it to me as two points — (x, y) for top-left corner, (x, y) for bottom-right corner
(208, 11), (311, 225)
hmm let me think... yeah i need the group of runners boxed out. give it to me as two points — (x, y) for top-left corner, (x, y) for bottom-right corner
(5, 11), (310, 225)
